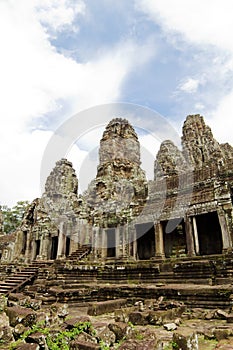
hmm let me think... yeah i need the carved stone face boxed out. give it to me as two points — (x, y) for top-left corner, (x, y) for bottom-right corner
(83, 118), (148, 226)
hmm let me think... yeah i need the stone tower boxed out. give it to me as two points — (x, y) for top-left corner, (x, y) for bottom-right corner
(84, 118), (148, 226)
(182, 115), (226, 168)
(44, 158), (78, 197)
(42, 158), (79, 222)
(154, 140), (188, 179)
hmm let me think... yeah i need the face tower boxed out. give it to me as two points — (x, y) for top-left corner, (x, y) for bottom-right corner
(84, 118), (148, 227)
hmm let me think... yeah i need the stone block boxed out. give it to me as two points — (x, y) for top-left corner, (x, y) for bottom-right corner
(6, 306), (37, 327)
(13, 323), (30, 339)
(0, 324), (14, 343)
(226, 313), (233, 323)
(108, 322), (131, 341)
(87, 299), (127, 316)
(64, 316), (91, 329)
(16, 343), (40, 350)
(92, 322), (116, 346)
(114, 308), (129, 322)
(163, 323), (177, 331)
(26, 332), (47, 346)
(118, 338), (157, 350)
(173, 328), (198, 350)
(128, 311), (148, 325)
(213, 328), (230, 341)
(70, 340), (100, 350)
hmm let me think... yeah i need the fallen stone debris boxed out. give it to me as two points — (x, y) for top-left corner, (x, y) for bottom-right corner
(0, 294), (232, 349)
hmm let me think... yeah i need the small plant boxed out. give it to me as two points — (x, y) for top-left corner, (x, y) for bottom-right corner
(163, 344), (172, 350)
(135, 331), (144, 340)
(99, 340), (110, 350)
(127, 321), (134, 329)
(171, 340), (179, 349)
(10, 321), (93, 350)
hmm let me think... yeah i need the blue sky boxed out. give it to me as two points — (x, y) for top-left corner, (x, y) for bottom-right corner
(1, 0), (233, 206)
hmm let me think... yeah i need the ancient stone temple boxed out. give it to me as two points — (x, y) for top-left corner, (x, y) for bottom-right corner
(1, 115), (233, 263)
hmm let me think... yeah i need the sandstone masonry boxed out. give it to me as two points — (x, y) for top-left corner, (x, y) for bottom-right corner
(1, 115), (233, 263)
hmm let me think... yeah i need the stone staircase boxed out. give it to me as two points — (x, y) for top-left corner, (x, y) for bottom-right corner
(1, 253), (232, 309)
(68, 244), (91, 261)
(26, 253), (233, 308)
(0, 266), (38, 295)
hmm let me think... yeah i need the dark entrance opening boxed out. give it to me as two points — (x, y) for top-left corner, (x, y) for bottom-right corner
(135, 222), (155, 260)
(35, 240), (40, 259)
(162, 218), (187, 258)
(21, 231), (27, 254)
(50, 236), (58, 260)
(195, 212), (222, 255)
(107, 228), (116, 257)
(65, 236), (71, 257)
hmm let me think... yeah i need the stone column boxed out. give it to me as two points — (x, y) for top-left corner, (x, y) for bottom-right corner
(119, 225), (128, 259)
(25, 231), (32, 262)
(185, 216), (196, 256)
(85, 221), (91, 246)
(115, 226), (120, 258)
(217, 209), (232, 251)
(122, 224), (127, 258)
(192, 216), (199, 255)
(93, 227), (100, 261)
(155, 222), (165, 259)
(41, 231), (50, 260)
(57, 222), (65, 259)
(126, 224), (134, 259)
(99, 227), (106, 259)
(101, 228), (107, 258)
(31, 240), (37, 261)
(133, 229), (137, 260)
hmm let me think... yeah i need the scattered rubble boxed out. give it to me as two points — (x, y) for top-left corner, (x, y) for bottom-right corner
(0, 294), (232, 349)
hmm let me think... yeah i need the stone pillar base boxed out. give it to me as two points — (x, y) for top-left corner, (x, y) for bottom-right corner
(57, 254), (66, 260)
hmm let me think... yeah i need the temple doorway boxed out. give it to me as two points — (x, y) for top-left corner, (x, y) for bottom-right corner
(34, 239), (40, 259)
(107, 228), (116, 257)
(135, 222), (155, 260)
(50, 236), (58, 260)
(65, 236), (71, 257)
(195, 212), (222, 255)
(162, 218), (187, 258)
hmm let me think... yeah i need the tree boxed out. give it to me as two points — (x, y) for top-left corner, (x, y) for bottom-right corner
(0, 201), (30, 234)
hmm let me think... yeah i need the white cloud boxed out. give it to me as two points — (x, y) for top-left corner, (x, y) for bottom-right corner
(0, 130), (53, 207)
(194, 103), (205, 111)
(136, 0), (233, 52)
(139, 134), (160, 179)
(35, 0), (85, 33)
(206, 92), (233, 144)
(137, 0), (233, 145)
(179, 78), (200, 94)
(0, 1), (155, 206)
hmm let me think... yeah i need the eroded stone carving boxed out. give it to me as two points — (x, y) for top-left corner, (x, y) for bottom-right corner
(154, 140), (188, 179)
(83, 118), (148, 226)
(182, 114), (225, 168)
